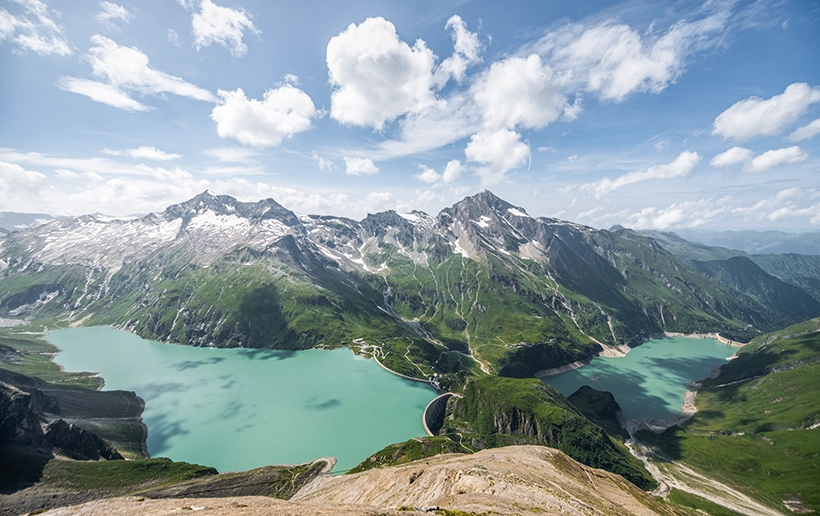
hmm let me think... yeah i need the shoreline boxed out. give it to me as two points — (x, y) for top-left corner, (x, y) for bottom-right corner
(624, 363), (725, 435)
(535, 332), (744, 378)
(372, 353), (436, 388)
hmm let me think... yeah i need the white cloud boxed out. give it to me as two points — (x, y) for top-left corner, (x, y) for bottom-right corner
(712, 83), (820, 140)
(0, 150), (400, 219)
(311, 152), (334, 171)
(654, 139), (670, 151)
(191, 0), (258, 56)
(582, 150), (700, 198)
(176, 0), (195, 9)
(58, 77), (150, 111)
(167, 29), (179, 46)
(104, 146), (181, 161)
(626, 198), (729, 229)
(535, 11), (727, 102)
(710, 146), (752, 168)
(413, 159), (464, 185)
(210, 85), (317, 147)
(202, 147), (258, 163)
(54, 168), (79, 179)
(96, 2), (133, 27)
(344, 157), (379, 176)
(434, 15), (481, 86)
(442, 160), (464, 183)
(327, 17), (439, 130)
(472, 54), (569, 131)
(373, 93), (477, 160)
(0, 0), (71, 56)
(465, 129), (530, 186)
(789, 119), (820, 142)
(362, 191), (397, 212)
(0, 161), (56, 211)
(744, 146), (808, 173)
(59, 35), (216, 110)
(414, 165), (441, 184)
(0, 147), (181, 178)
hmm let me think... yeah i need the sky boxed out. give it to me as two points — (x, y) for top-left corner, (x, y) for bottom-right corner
(1, 0), (819, 231)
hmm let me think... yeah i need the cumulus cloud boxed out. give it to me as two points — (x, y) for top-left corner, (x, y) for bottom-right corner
(0, 149), (407, 219)
(434, 15), (482, 86)
(582, 151), (701, 198)
(626, 198), (730, 229)
(327, 17), (439, 130)
(473, 54), (568, 131)
(191, 0), (258, 56)
(362, 191), (398, 212)
(59, 35), (216, 111)
(210, 84), (317, 147)
(789, 119), (820, 142)
(465, 129), (530, 186)
(442, 160), (464, 183)
(414, 165), (440, 184)
(744, 146), (808, 173)
(329, 7), (734, 181)
(96, 2), (133, 27)
(344, 157), (379, 176)
(0, 0), (71, 55)
(712, 83), (820, 140)
(413, 159), (464, 185)
(104, 146), (181, 161)
(0, 161), (56, 211)
(535, 11), (727, 102)
(710, 146), (752, 168)
(0, 158), (208, 216)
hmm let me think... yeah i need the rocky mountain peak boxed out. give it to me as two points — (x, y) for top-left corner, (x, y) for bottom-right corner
(162, 191), (300, 227)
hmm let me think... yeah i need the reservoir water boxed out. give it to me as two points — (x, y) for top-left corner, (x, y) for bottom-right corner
(47, 327), (436, 473)
(543, 337), (737, 421)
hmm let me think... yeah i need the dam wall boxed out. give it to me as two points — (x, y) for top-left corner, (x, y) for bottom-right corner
(422, 392), (456, 437)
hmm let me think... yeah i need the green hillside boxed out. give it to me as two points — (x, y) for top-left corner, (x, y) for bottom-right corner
(639, 317), (820, 512)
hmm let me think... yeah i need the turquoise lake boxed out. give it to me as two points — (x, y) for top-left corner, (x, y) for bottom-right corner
(543, 337), (738, 421)
(47, 327), (436, 473)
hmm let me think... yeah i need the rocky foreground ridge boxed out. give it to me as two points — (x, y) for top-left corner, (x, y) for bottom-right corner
(40, 446), (688, 516)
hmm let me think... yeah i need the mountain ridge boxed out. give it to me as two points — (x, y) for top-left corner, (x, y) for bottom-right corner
(2, 190), (819, 381)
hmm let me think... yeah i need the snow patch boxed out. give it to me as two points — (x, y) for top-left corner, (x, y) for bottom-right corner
(507, 208), (530, 218)
(187, 210), (248, 231)
(472, 216), (492, 228)
(451, 241), (470, 258)
(397, 212), (420, 223)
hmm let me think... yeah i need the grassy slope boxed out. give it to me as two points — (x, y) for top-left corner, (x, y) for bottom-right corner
(639, 318), (820, 512)
(445, 376), (656, 490)
(350, 376), (655, 490)
(567, 385), (629, 441)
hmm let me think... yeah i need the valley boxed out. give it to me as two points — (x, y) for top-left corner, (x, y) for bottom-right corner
(1, 191), (819, 515)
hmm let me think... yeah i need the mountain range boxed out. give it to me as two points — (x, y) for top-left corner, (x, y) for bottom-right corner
(2, 190), (819, 382)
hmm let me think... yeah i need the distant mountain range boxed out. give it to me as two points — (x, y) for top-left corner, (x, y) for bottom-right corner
(0, 212), (56, 235)
(669, 228), (820, 255)
(2, 191), (820, 381)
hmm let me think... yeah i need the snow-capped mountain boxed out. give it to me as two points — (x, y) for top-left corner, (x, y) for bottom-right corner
(2, 190), (818, 381)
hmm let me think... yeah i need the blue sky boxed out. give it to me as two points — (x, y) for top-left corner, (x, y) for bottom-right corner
(1, 0), (819, 230)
